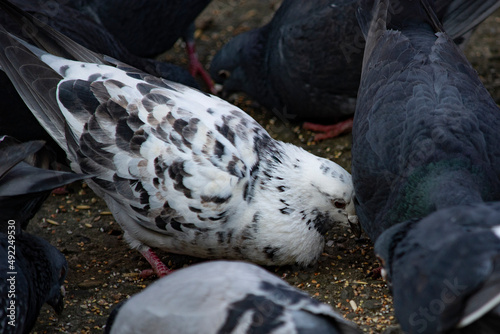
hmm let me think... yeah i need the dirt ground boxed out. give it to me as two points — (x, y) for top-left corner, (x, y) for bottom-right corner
(28, 1), (500, 333)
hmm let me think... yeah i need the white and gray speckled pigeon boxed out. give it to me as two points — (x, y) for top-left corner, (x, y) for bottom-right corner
(105, 260), (361, 334)
(0, 232), (67, 334)
(0, 1), (357, 277)
(375, 203), (500, 333)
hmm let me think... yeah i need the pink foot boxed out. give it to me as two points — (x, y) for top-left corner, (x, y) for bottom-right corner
(303, 117), (354, 141)
(368, 266), (383, 279)
(51, 186), (68, 195)
(139, 248), (173, 278)
(186, 41), (216, 94)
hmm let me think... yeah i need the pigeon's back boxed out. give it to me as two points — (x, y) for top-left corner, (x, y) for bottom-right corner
(352, 0), (500, 240)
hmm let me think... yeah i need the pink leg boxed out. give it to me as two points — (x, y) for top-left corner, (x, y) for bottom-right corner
(368, 266), (383, 279)
(303, 117), (354, 141)
(51, 186), (68, 195)
(186, 41), (216, 94)
(139, 248), (173, 278)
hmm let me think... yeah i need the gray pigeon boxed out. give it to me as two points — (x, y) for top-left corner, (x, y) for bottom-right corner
(0, 0), (357, 278)
(0, 232), (67, 334)
(352, 0), (500, 241)
(105, 261), (361, 334)
(211, 0), (500, 140)
(375, 203), (500, 333)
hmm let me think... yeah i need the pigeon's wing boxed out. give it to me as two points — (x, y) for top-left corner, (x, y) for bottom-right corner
(0, 14), (272, 238)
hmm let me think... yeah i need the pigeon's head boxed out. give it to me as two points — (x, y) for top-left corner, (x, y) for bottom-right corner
(374, 219), (417, 286)
(249, 144), (358, 266)
(210, 29), (267, 97)
(267, 144), (357, 233)
(300, 156), (358, 232)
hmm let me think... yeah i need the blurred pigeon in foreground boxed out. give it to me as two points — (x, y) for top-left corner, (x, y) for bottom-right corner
(70, 0), (214, 91)
(105, 261), (361, 334)
(0, 0), (357, 278)
(376, 203), (500, 333)
(211, 0), (500, 140)
(351, 0), (500, 241)
(0, 232), (67, 334)
(0, 135), (87, 230)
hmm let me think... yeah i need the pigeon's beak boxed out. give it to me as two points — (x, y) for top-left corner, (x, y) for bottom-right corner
(348, 215), (361, 238)
(48, 285), (66, 315)
(214, 83), (224, 95)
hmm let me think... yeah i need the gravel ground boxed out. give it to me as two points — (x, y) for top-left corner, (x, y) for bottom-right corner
(27, 1), (500, 333)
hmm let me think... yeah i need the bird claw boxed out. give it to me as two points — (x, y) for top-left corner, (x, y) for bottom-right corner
(139, 248), (173, 278)
(303, 118), (354, 141)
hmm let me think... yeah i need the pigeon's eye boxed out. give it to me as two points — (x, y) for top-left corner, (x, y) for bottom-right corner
(218, 69), (231, 80)
(333, 199), (346, 209)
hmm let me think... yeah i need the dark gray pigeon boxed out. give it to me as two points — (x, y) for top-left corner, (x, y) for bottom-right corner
(0, 135), (87, 230)
(69, 0), (214, 91)
(375, 202), (500, 333)
(210, 0), (500, 140)
(105, 260), (361, 334)
(351, 0), (500, 241)
(0, 232), (67, 334)
(0, 0), (357, 278)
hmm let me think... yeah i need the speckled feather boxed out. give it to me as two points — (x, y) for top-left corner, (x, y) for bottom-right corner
(0, 3), (356, 268)
(105, 261), (361, 334)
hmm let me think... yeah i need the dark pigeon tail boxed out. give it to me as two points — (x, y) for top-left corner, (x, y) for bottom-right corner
(439, 0), (500, 40)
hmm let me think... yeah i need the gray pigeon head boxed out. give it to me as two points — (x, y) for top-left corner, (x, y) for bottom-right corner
(210, 28), (266, 95)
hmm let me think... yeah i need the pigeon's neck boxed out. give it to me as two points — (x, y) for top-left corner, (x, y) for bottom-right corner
(387, 161), (486, 227)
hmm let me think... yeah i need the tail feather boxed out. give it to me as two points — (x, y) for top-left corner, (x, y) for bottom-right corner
(440, 0), (500, 39)
(358, 0), (500, 43)
(0, 29), (68, 147)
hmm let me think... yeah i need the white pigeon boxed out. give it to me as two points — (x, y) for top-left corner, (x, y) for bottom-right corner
(105, 261), (362, 334)
(0, 1), (357, 277)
